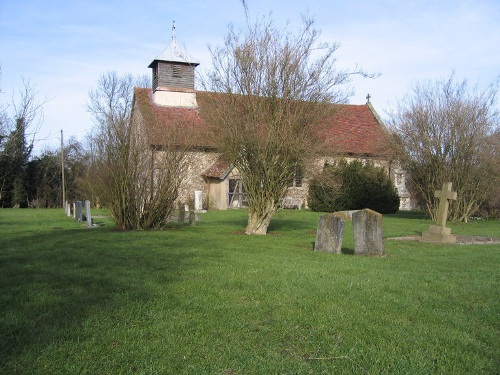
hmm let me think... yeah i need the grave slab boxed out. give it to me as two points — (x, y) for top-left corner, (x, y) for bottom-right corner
(178, 201), (185, 224)
(85, 200), (92, 228)
(352, 208), (385, 256)
(75, 201), (83, 222)
(314, 214), (345, 254)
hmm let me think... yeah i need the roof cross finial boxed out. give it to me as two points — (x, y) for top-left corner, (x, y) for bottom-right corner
(366, 93), (371, 103)
(172, 20), (176, 41)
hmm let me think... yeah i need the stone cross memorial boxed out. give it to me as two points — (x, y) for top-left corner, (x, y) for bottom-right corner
(421, 182), (457, 243)
(352, 208), (385, 256)
(315, 214), (345, 254)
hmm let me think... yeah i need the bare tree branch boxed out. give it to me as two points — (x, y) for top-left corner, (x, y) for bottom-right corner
(86, 71), (190, 229)
(388, 73), (500, 221)
(201, 12), (377, 234)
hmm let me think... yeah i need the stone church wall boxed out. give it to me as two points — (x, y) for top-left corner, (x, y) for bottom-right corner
(177, 151), (220, 209)
(282, 156), (412, 211)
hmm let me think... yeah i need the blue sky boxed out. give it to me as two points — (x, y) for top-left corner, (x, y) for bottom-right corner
(1, 0), (499, 154)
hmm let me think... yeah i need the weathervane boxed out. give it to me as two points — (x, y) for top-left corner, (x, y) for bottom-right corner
(172, 20), (176, 41)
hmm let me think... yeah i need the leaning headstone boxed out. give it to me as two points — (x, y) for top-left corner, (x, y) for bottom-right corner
(314, 214), (345, 254)
(421, 182), (457, 243)
(352, 208), (384, 256)
(75, 201), (83, 222)
(189, 211), (196, 226)
(178, 201), (185, 224)
(194, 190), (203, 211)
(85, 200), (92, 228)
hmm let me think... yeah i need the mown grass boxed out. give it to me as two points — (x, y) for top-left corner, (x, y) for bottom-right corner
(0, 208), (499, 374)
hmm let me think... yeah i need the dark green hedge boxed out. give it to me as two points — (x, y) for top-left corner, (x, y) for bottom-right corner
(308, 160), (400, 214)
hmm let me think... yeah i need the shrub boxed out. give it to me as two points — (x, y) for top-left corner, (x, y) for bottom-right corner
(309, 160), (400, 214)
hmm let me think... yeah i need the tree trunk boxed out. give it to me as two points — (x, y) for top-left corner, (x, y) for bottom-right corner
(245, 205), (276, 235)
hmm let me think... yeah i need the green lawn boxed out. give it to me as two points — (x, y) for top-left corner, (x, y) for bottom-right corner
(0, 208), (499, 374)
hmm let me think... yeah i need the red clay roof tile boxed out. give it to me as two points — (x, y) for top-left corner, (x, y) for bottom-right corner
(133, 87), (389, 157)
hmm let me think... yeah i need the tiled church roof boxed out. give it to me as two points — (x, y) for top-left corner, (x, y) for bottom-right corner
(134, 88), (209, 148)
(316, 103), (390, 156)
(133, 87), (390, 157)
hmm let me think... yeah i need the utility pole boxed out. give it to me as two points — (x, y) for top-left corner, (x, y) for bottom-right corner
(61, 130), (66, 209)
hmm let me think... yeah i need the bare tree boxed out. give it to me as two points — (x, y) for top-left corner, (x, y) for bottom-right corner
(201, 11), (375, 234)
(388, 74), (500, 222)
(87, 71), (191, 229)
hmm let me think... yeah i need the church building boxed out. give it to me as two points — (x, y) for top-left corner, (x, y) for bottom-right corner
(131, 35), (412, 211)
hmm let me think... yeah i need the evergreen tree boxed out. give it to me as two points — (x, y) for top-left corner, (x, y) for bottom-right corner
(309, 160), (400, 214)
(0, 118), (31, 207)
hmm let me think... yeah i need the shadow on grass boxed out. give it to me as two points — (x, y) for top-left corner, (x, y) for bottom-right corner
(202, 209), (320, 234)
(268, 217), (318, 233)
(341, 247), (355, 255)
(0, 227), (201, 371)
(310, 241), (355, 255)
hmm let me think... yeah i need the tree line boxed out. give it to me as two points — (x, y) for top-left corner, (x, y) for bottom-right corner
(0, 71), (97, 208)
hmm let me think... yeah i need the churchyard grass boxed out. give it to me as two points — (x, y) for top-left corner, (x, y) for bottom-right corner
(0, 208), (499, 374)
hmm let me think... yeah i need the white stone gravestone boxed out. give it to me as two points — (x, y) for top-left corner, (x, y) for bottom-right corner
(75, 201), (83, 222)
(85, 200), (92, 228)
(194, 190), (203, 211)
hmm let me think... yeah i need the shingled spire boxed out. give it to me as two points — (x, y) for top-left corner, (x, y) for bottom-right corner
(148, 22), (199, 107)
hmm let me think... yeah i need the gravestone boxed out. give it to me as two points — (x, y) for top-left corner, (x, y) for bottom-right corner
(189, 211), (196, 226)
(421, 182), (457, 243)
(194, 190), (203, 211)
(72, 202), (76, 219)
(75, 201), (83, 222)
(66, 202), (71, 217)
(178, 201), (185, 224)
(85, 200), (92, 228)
(314, 214), (345, 254)
(352, 208), (384, 256)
